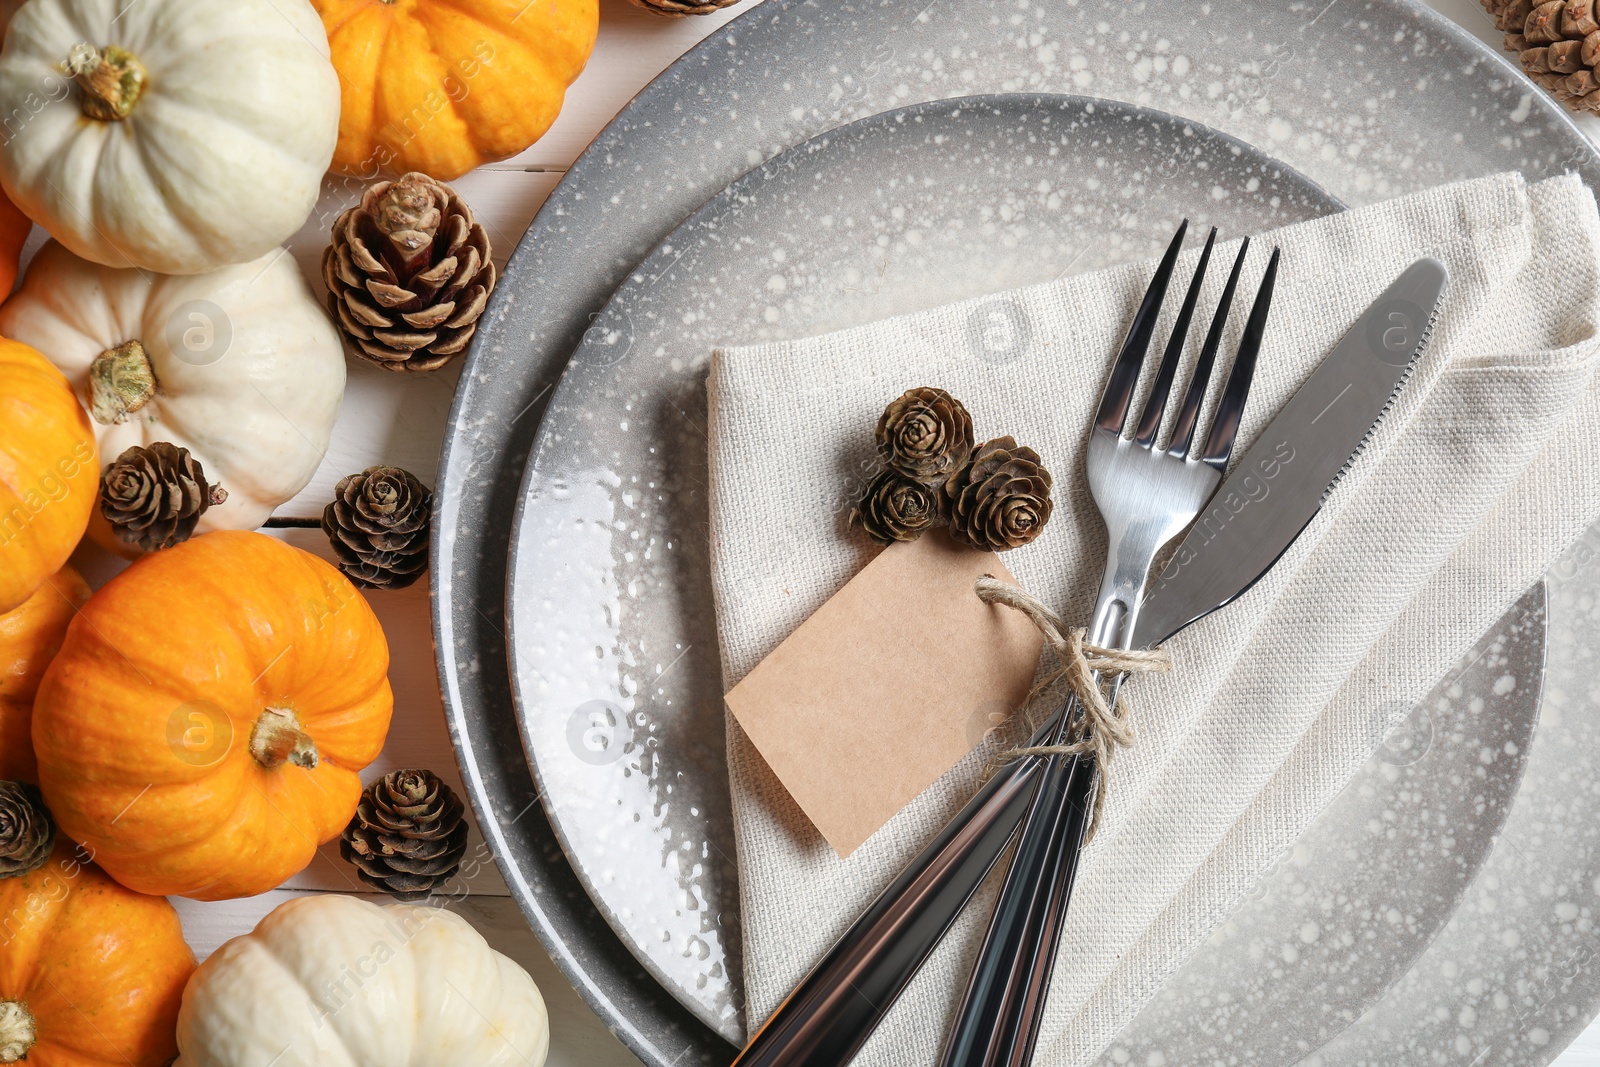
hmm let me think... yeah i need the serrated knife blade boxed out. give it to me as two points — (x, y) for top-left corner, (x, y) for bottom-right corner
(1133, 256), (1448, 648)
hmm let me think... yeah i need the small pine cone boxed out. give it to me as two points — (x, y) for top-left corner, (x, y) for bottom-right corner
(322, 466), (432, 590)
(100, 442), (228, 552)
(324, 173), (497, 373)
(1484, 0), (1600, 109)
(876, 387), (976, 484)
(0, 781), (55, 878)
(626, 0), (741, 15)
(944, 437), (1054, 552)
(851, 468), (945, 545)
(341, 770), (469, 901)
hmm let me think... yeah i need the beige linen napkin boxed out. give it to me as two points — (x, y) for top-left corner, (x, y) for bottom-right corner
(707, 172), (1600, 1065)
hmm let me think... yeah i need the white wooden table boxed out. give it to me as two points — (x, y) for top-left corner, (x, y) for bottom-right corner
(58, 2), (1600, 1064)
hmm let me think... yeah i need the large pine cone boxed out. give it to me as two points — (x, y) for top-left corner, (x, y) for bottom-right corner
(341, 770), (470, 901)
(322, 466), (432, 590)
(945, 436), (1054, 552)
(324, 173), (497, 372)
(1484, 0), (1600, 111)
(626, 0), (741, 15)
(851, 468), (945, 545)
(100, 441), (227, 552)
(876, 387), (975, 484)
(0, 780), (55, 878)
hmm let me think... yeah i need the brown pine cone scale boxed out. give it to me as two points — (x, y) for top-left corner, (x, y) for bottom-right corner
(0, 781), (55, 878)
(876, 386), (975, 484)
(324, 173), (497, 373)
(851, 468), (945, 545)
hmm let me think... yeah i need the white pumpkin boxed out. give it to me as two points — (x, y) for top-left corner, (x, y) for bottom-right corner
(0, 0), (339, 275)
(0, 240), (345, 549)
(175, 895), (550, 1067)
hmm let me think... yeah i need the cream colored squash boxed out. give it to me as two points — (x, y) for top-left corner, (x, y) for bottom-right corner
(0, 0), (339, 275)
(0, 241), (345, 547)
(175, 895), (550, 1067)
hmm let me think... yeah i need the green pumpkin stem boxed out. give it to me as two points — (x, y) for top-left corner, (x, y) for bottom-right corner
(64, 43), (147, 122)
(250, 707), (320, 771)
(86, 341), (156, 425)
(0, 1000), (36, 1064)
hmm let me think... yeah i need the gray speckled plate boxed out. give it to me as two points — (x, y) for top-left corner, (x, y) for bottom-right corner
(507, 94), (1344, 1045)
(432, 2), (1600, 1064)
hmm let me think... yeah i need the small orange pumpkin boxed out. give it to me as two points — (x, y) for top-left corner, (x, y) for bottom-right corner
(312, 0), (599, 180)
(34, 531), (394, 900)
(0, 565), (90, 782)
(0, 841), (196, 1066)
(0, 341), (97, 614)
(0, 187), (29, 297)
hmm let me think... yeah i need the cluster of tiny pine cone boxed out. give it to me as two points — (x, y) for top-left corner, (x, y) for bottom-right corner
(849, 387), (1054, 553)
(1484, 0), (1600, 110)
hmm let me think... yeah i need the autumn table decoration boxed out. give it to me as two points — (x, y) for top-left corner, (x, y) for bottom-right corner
(31, 531), (393, 900)
(175, 896), (549, 1066)
(311, 0), (597, 181)
(0, 340), (97, 613)
(341, 769), (469, 900)
(0, 842), (196, 1067)
(0, 566), (89, 782)
(851, 387), (1054, 550)
(0, 241), (346, 545)
(0, 0), (339, 274)
(1483, 0), (1600, 110)
(325, 173), (498, 372)
(100, 442), (228, 553)
(0, 779), (53, 877)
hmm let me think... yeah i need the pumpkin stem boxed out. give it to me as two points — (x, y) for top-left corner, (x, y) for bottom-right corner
(64, 43), (147, 122)
(249, 707), (319, 771)
(87, 341), (157, 425)
(0, 1001), (35, 1063)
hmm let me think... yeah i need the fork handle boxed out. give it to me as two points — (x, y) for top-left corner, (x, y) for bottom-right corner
(730, 718), (1061, 1067)
(941, 731), (1099, 1067)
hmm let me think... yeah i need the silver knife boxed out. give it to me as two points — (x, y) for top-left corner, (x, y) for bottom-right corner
(730, 256), (1450, 1067)
(1136, 256), (1448, 645)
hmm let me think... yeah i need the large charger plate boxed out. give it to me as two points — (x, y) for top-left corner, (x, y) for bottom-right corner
(433, 2), (1600, 1064)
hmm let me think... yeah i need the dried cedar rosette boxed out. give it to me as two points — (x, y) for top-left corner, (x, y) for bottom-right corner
(324, 173), (497, 372)
(0, 781), (55, 878)
(876, 387), (975, 484)
(99, 441), (228, 552)
(321, 466), (432, 590)
(340, 769), (469, 901)
(944, 436), (1055, 552)
(850, 468), (946, 544)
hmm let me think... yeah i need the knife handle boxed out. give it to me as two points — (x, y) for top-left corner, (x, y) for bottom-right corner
(730, 718), (1062, 1067)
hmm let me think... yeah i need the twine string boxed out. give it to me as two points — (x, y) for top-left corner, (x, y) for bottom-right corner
(975, 574), (1172, 840)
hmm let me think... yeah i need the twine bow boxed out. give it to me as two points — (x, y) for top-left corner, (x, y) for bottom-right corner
(975, 574), (1172, 840)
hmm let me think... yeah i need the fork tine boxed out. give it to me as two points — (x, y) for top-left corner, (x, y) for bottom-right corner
(1166, 237), (1249, 460)
(1200, 246), (1280, 470)
(1094, 221), (1188, 435)
(1133, 227), (1216, 447)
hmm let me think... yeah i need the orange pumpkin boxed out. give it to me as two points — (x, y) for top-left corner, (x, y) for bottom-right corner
(33, 531), (394, 900)
(0, 341), (97, 614)
(0, 187), (29, 297)
(0, 565), (90, 782)
(312, 0), (599, 180)
(0, 841), (196, 1066)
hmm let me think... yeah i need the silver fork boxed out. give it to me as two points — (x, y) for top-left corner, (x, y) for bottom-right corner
(940, 221), (1281, 1067)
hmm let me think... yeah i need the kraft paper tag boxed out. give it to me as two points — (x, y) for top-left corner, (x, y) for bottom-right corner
(725, 531), (1046, 857)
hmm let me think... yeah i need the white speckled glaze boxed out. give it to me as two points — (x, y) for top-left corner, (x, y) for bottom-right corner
(434, 2), (1600, 1064)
